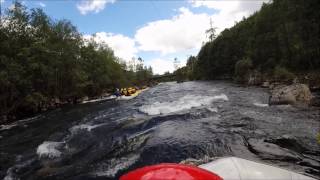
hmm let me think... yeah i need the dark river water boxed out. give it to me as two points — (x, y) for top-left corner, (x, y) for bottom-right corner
(1, 81), (320, 180)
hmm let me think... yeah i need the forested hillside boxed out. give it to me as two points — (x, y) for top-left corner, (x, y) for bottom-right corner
(0, 3), (152, 121)
(179, 0), (320, 85)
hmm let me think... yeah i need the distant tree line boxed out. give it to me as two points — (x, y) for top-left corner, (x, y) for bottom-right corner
(176, 0), (320, 85)
(0, 2), (152, 121)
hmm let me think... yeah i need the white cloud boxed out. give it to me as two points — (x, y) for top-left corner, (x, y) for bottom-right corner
(77, 0), (116, 15)
(191, 0), (269, 32)
(38, 2), (46, 8)
(135, 7), (210, 55)
(81, 1), (267, 74)
(8, 3), (15, 10)
(192, 0), (268, 12)
(145, 58), (175, 75)
(84, 32), (137, 62)
(0, 0), (5, 3)
(135, 1), (267, 55)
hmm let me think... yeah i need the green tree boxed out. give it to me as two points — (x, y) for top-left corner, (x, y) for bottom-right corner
(184, 0), (320, 83)
(234, 58), (253, 83)
(0, 2), (154, 121)
(206, 18), (217, 42)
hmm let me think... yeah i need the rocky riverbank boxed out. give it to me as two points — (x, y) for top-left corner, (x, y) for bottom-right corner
(242, 71), (320, 107)
(1, 79), (318, 125)
(261, 83), (319, 107)
(0, 82), (158, 125)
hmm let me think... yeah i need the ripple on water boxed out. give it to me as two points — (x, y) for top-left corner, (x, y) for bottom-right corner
(2, 81), (319, 179)
(69, 123), (105, 134)
(93, 153), (140, 178)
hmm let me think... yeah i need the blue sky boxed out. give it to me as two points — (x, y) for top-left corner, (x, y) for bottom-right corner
(1, 0), (267, 74)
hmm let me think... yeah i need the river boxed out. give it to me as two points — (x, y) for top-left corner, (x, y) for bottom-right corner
(1, 81), (319, 179)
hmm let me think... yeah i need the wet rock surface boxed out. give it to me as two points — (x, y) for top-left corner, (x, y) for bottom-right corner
(0, 81), (319, 179)
(269, 83), (313, 105)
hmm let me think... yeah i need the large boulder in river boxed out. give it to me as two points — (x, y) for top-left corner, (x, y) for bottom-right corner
(269, 83), (313, 105)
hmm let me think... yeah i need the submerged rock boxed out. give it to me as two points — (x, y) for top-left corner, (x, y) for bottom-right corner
(261, 81), (270, 88)
(180, 156), (219, 166)
(310, 98), (320, 107)
(269, 83), (313, 105)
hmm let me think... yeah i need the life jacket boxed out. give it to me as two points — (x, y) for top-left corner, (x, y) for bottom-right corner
(122, 88), (127, 96)
(128, 87), (136, 94)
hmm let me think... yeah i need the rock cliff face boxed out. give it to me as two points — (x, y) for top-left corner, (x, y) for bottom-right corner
(269, 84), (313, 105)
(247, 72), (263, 86)
(310, 91), (320, 107)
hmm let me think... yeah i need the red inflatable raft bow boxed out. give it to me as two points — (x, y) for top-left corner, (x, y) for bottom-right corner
(120, 163), (223, 180)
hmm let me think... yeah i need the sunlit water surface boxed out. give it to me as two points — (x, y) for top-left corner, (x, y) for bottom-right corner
(1, 81), (319, 179)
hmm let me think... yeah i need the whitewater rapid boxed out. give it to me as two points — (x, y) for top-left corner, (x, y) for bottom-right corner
(139, 94), (228, 115)
(1, 81), (319, 180)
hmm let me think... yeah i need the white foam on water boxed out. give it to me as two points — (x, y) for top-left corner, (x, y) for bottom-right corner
(139, 94), (228, 115)
(253, 103), (269, 107)
(0, 116), (40, 131)
(207, 107), (218, 112)
(69, 123), (105, 134)
(3, 170), (18, 180)
(70, 124), (99, 132)
(0, 124), (17, 131)
(276, 104), (293, 109)
(36, 141), (64, 159)
(3, 173), (16, 180)
(212, 94), (229, 101)
(81, 95), (116, 104)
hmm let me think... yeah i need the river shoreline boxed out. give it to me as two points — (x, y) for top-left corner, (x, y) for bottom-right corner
(1, 80), (319, 126)
(0, 84), (156, 126)
(1, 81), (319, 179)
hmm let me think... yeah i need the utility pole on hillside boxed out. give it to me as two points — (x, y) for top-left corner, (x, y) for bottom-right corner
(0, 0), (2, 25)
(173, 57), (180, 71)
(206, 18), (217, 42)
